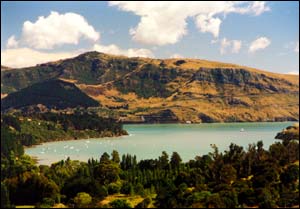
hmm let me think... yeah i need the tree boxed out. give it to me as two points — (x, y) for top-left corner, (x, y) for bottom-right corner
(98, 185), (108, 199)
(112, 150), (120, 164)
(95, 163), (120, 184)
(205, 193), (225, 208)
(109, 199), (132, 208)
(170, 152), (182, 169)
(121, 182), (134, 195)
(100, 152), (110, 164)
(135, 197), (151, 208)
(73, 192), (92, 208)
(220, 164), (237, 184)
(1, 183), (11, 208)
(280, 164), (299, 185)
(159, 151), (169, 169)
(108, 183), (121, 195)
(134, 183), (145, 196)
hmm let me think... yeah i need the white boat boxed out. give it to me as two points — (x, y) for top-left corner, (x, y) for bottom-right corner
(240, 128), (245, 132)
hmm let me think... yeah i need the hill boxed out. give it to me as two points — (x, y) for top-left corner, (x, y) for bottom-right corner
(1, 79), (99, 111)
(1, 51), (299, 123)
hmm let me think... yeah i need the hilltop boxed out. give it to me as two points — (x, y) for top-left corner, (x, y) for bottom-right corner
(1, 79), (99, 111)
(1, 51), (299, 123)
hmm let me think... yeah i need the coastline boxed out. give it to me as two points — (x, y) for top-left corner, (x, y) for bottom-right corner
(122, 119), (299, 125)
(23, 130), (128, 149)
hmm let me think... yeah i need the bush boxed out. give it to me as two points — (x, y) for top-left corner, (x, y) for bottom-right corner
(121, 182), (134, 195)
(108, 183), (121, 195)
(73, 192), (92, 208)
(109, 199), (132, 208)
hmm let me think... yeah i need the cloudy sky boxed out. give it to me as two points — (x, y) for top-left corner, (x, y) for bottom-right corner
(1, 1), (299, 74)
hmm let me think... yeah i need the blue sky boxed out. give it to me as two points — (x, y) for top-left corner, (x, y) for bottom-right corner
(1, 1), (299, 74)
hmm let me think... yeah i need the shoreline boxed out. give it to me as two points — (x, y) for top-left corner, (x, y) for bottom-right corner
(122, 120), (299, 125)
(24, 131), (128, 149)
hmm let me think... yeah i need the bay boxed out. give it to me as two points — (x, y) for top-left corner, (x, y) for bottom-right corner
(25, 122), (294, 165)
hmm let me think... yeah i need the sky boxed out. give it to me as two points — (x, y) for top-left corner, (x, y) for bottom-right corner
(1, 1), (299, 74)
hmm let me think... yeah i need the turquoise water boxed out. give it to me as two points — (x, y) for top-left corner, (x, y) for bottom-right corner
(25, 122), (293, 165)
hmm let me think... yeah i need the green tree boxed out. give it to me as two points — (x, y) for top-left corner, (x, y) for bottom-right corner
(108, 183), (121, 195)
(170, 152), (182, 169)
(159, 151), (169, 169)
(73, 192), (92, 208)
(121, 182), (134, 195)
(109, 199), (132, 208)
(112, 150), (120, 164)
(220, 164), (237, 184)
(135, 197), (151, 208)
(100, 152), (110, 164)
(1, 182), (11, 208)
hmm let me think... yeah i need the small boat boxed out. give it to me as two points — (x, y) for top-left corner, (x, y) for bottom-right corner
(240, 128), (245, 132)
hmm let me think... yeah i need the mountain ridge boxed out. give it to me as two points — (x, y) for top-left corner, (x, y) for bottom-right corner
(1, 51), (299, 123)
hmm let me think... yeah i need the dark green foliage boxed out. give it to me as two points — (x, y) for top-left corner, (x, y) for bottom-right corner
(280, 164), (299, 185)
(109, 199), (132, 208)
(112, 150), (120, 164)
(135, 197), (151, 208)
(5, 172), (59, 205)
(1, 123), (299, 208)
(1, 182), (11, 208)
(1, 112), (127, 153)
(108, 183), (121, 195)
(114, 64), (175, 98)
(121, 182), (134, 195)
(170, 152), (182, 169)
(1, 79), (99, 111)
(1, 126), (24, 157)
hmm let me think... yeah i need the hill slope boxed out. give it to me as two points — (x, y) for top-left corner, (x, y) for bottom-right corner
(1, 79), (99, 111)
(1, 52), (299, 123)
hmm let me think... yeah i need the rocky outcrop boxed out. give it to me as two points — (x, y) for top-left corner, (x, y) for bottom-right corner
(141, 109), (179, 123)
(275, 123), (299, 141)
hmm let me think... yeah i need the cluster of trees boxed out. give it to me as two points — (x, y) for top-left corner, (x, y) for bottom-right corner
(1, 115), (299, 208)
(29, 111), (127, 134)
(1, 112), (128, 150)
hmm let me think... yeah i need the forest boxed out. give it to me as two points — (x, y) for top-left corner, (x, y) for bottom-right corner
(1, 113), (299, 208)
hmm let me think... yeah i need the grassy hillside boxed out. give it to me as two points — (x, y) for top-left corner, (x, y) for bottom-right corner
(1, 51), (299, 123)
(1, 79), (99, 111)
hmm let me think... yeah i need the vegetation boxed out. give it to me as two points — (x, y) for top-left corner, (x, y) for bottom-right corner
(1, 51), (298, 123)
(1, 79), (99, 111)
(1, 112), (127, 150)
(1, 118), (299, 208)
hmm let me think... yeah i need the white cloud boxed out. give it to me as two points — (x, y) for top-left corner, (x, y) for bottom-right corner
(195, 15), (221, 38)
(220, 38), (242, 54)
(93, 44), (154, 58)
(1, 48), (80, 68)
(6, 35), (19, 48)
(170, 53), (183, 58)
(295, 41), (299, 53)
(232, 40), (242, 53)
(249, 37), (271, 53)
(18, 11), (100, 49)
(1, 43), (154, 68)
(287, 71), (299, 75)
(109, 1), (270, 45)
(233, 1), (270, 16)
(248, 1), (270, 16)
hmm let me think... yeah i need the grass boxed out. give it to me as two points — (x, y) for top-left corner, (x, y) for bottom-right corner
(97, 194), (145, 208)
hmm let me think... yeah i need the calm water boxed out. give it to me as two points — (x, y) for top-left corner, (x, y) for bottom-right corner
(25, 122), (293, 165)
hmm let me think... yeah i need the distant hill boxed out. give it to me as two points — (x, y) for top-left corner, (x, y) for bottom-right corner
(1, 52), (299, 122)
(1, 79), (99, 111)
(1, 65), (12, 71)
